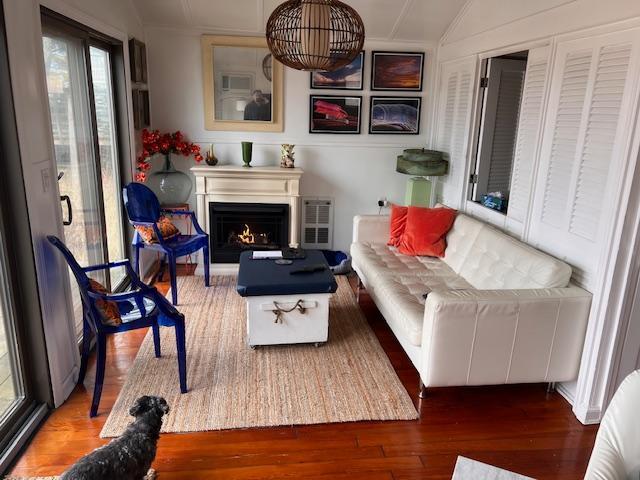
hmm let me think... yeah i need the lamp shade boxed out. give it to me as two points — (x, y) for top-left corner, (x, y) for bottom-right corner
(396, 149), (448, 176)
(266, 0), (365, 72)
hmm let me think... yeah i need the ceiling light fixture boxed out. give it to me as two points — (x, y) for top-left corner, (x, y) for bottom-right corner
(266, 0), (365, 72)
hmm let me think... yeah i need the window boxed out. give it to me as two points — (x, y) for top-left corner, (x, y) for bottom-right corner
(470, 51), (528, 214)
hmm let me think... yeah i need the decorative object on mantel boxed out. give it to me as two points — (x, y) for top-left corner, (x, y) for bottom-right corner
(205, 144), (218, 166)
(241, 141), (253, 167)
(280, 144), (295, 168)
(396, 148), (448, 207)
(136, 129), (203, 205)
(266, 0), (365, 72)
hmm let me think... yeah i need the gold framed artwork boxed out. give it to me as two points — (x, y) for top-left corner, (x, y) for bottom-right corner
(201, 35), (284, 132)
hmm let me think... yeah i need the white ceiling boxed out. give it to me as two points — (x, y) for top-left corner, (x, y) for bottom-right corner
(131, 0), (468, 43)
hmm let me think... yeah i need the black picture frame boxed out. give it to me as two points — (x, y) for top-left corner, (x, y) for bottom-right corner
(369, 96), (421, 135)
(128, 38), (147, 84)
(309, 95), (362, 134)
(309, 51), (365, 90)
(370, 51), (425, 92)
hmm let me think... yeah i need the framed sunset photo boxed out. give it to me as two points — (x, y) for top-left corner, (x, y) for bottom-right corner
(371, 52), (425, 91)
(310, 51), (365, 90)
(309, 95), (362, 134)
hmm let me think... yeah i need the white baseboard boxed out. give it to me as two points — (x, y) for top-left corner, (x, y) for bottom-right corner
(572, 401), (603, 425)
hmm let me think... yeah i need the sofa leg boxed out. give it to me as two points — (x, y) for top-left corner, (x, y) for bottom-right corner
(418, 380), (427, 399)
(547, 382), (556, 393)
(356, 276), (363, 303)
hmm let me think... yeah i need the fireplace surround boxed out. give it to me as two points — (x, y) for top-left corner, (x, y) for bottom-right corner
(192, 165), (303, 272)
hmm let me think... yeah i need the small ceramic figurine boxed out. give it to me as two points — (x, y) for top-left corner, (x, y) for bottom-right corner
(280, 144), (295, 168)
(205, 144), (218, 166)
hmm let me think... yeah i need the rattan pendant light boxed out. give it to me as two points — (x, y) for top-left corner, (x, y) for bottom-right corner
(266, 0), (365, 72)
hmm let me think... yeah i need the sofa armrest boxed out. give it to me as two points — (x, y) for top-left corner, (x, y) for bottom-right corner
(420, 286), (592, 388)
(352, 215), (390, 244)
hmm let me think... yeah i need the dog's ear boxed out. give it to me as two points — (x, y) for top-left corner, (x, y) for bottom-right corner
(129, 395), (151, 417)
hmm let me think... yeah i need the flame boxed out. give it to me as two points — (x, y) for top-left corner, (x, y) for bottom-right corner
(239, 224), (255, 244)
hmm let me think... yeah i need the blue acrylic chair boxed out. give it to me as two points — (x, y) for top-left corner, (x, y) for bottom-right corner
(47, 235), (188, 417)
(122, 182), (210, 305)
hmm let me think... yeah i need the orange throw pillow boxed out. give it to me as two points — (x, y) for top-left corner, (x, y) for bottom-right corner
(397, 206), (457, 257)
(135, 217), (180, 244)
(388, 204), (408, 247)
(88, 279), (122, 326)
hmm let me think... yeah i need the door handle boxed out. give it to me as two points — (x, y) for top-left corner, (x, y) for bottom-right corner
(60, 195), (72, 226)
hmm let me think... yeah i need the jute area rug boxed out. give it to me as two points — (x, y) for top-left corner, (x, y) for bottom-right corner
(100, 275), (418, 437)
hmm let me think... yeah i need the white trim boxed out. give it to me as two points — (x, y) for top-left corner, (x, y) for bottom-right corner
(439, 0), (475, 46)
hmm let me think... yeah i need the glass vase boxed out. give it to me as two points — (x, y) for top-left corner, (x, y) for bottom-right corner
(147, 154), (192, 205)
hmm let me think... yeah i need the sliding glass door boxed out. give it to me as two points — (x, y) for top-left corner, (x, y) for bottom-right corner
(42, 12), (127, 337)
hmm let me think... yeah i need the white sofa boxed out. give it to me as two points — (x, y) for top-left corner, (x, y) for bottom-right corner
(585, 369), (640, 479)
(350, 211), (592, 392)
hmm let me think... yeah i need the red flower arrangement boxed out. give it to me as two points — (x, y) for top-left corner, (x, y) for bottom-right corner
(135, 129), (203, 182)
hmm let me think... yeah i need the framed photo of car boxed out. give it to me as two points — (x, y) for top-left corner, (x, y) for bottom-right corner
(309, 95), (362, 134)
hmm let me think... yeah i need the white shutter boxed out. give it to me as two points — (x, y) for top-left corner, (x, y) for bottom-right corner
(435, 57), (477, 208)
(529, 29), (640, 289)
(506, 47), (551, 228)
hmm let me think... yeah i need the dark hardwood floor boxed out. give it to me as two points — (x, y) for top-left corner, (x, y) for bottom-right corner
(10, 266), (598, 479)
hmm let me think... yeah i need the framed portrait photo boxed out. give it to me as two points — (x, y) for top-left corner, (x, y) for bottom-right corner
(369, 96), (421, 135)
(310, 51), (365, 90)
(309, 95), (362, 134)
(371, 52), (425, 91)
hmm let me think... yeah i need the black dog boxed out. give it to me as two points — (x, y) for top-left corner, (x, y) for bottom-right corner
(60, 396), (169, 480)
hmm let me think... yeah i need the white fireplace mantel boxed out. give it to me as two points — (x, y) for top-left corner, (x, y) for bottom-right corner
(191, 165), (304, 273)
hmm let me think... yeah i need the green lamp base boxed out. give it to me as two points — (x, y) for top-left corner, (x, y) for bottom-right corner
(405, 177), (432, 207)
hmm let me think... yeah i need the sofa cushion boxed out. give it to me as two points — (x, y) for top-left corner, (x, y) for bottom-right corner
(387, 204), (408, 247)
(397, 206), (456, 257)
(443, 212), (572, 289)
(351, 242), (472, 345)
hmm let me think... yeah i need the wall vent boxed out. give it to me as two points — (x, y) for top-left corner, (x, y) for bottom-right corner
(301, 197), (333, 250)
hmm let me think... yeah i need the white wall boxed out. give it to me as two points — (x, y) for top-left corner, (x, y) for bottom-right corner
(439, 0), (640, 60)
(145, 26), (436, 252)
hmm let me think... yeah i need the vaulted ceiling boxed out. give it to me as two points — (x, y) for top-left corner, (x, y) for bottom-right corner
(131, 0), (468, 43)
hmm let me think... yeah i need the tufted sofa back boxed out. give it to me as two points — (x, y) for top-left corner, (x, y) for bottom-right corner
(442, 212), (572, 289)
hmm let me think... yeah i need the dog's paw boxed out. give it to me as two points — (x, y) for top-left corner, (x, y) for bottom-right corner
(144, 468), (156, 479)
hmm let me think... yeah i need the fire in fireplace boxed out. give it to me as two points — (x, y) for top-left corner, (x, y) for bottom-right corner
(209, 202), (289, 263)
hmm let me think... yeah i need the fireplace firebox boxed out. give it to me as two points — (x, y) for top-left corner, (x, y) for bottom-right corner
(209, 202), (289, 263)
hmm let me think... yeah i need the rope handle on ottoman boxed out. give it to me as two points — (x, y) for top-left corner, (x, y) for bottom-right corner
(272, 299), (306, 324)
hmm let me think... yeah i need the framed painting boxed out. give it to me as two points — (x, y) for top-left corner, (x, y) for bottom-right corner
(309, 95), (362, 134)
(128, 38), (147, 84)
(371, 51), (424, 91)
(369, 96), (421, 134)
(310, 51), (365, 90)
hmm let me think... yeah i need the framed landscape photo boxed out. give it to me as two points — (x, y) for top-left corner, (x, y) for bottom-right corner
(309, 95), (362, 134)
(369, 96), (421, 134)
(371, 52), (424, 91)
(310, 51), (365, 90)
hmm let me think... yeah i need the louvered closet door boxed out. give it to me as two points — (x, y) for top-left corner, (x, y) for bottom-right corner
(505, 46), (551, 236)
(434, 57), (477, 208)
(529, 28), (640, 289)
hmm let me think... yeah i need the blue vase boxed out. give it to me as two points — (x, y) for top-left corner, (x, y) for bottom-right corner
(147, 154), (192, 205)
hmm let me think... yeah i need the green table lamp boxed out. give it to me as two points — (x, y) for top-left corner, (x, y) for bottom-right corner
(396, 149), (448, 207)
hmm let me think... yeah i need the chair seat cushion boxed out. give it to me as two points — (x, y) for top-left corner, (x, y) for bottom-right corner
(135, 217), (180, 244)
(88, 279), (122, 326)
(351, 242), (472, 345)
